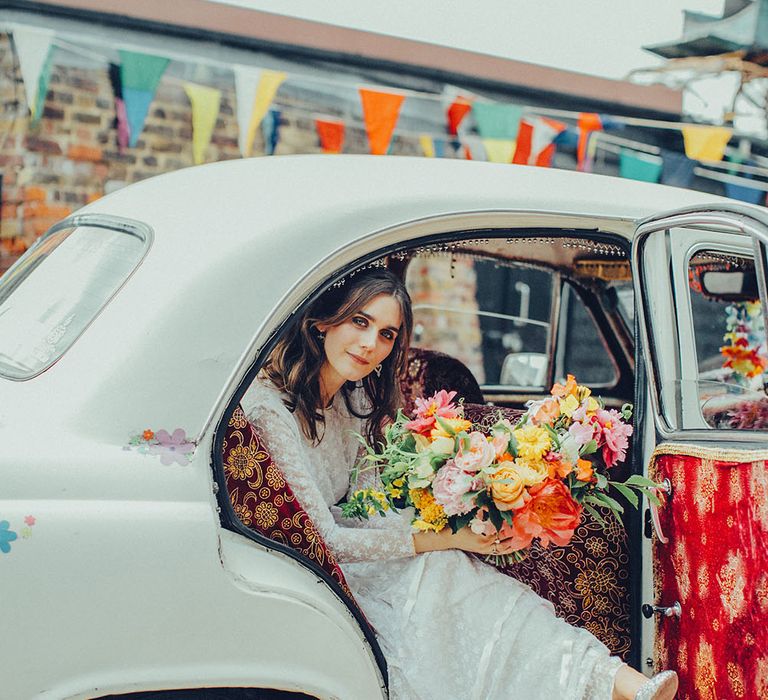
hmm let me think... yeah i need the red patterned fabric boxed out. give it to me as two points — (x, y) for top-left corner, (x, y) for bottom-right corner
(401, 347), (484, 415)
(223, 405), (354, 598)
(651, 451), (768, 699)
(464, 402), (632, 658)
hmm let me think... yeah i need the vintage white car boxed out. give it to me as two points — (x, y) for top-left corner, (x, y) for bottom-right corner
(2, 156), (767, 700)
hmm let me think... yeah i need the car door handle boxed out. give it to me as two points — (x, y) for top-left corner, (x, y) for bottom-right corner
(642, 601), (682, 619)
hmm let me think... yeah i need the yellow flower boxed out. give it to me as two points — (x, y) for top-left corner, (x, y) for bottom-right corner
(511, 458), (548, 486)
(409, 488), (448, 530)
(430, 417), (472, 439)
(559, 394), (580, 418)
(585, 397), (600, 415)
(513, 424), (551, 461)
(413, 518), (444, 532)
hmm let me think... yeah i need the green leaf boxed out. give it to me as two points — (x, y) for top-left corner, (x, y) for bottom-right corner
(544, 423), (561, 449)
(582, 502), (607, 527)
(434, 415), (457, 436)
(499, 509), (514, 525)
(507, 431), (518, 458)
(610, 481), (639, 509)
(488, 506), (504, 532)
(621, 402), (633, 420)
(595, 471), (608, 490)
(625, 474), (658, 488)
(452, 512), (475, 532)
(594, 491), (624, 514)
(579, 439), (598, 456)
(644, 488), (662, 507)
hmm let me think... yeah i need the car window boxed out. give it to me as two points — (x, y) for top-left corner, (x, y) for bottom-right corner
(0, 218), (150, 380)
(405, 253), (554, 390)
(558, 283), (618, 387)
(688, 250), (768, 430)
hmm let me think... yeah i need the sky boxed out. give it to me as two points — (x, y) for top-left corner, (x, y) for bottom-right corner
(211, 0), (726, 80)
(211, 0), (766, 135)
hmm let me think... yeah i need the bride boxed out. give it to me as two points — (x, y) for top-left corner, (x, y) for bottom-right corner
(241, 268), (677, 700)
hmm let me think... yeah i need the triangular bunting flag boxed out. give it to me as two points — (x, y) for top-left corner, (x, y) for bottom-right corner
(233, 66), (286, 156)
(261, 108), (281, 156)
(461, 135), (486, 161)
(660, 150), (696, 188)
(513, 117), (566, 166)
(473, 103), (523, 140)
(359, 88), (405, 155)
(419, 134), (435, 158)
(446, 97), (473, 136)
(482, 138), (516, 164)
(12, 26), (55, 122)
(681, 125), (732, 162)
(577, 113), (602, 170)
(315, 119), (345, 153)
(108, 63), (130, 152)
(119, 50), (169, 147)
(183, 82), (221, 164)
(434, 138), (446, 158)
(619, 150), (663, 183)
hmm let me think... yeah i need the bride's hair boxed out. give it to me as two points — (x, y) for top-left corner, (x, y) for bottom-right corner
(262, 267), (413, 445)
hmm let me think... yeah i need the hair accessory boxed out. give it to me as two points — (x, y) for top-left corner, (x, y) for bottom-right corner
(374, 364), (382, 377)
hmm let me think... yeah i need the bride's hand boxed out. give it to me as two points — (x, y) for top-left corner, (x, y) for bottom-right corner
(413, 527), (517, 556)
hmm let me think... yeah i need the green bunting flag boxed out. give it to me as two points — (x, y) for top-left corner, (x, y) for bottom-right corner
(119, 50), (170, 147)
(472, 103), (523, 140)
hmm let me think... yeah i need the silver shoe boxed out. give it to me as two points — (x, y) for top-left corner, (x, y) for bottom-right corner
(635, 670), (678, 700)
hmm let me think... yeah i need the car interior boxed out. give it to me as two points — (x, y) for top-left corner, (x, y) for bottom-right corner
(215, 226), (766, 670)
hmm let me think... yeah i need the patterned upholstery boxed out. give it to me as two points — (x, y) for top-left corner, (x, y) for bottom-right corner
(463, 402), (632, 659)
(401, 347), (485, 415)
(223, 405), (354, 599)
(650, 448), (768, 699)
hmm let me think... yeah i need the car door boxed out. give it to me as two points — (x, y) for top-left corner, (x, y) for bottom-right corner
(632, 205), (768, 700)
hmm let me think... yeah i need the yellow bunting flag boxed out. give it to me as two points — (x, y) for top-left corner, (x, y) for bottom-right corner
(681, 125), (732, 162)
(359, 88), (405, 155)
(183, 83), (221, 165)
(234, 66), (287, 157)
(247, 70), (286, 157)
(482, 138), (516, 164)
(419, 134), (436, 158)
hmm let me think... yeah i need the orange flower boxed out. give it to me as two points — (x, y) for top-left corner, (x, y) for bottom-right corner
(547, 458), (573, 480)
(551, 374), (578, 399)
(575, 458), (594, 482)
(142, 429), (155, 442)
(506, 478), (582, 550)
(533, 398), (561, 425)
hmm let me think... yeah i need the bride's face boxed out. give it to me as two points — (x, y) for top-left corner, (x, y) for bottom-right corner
(318, 293), (402, 390)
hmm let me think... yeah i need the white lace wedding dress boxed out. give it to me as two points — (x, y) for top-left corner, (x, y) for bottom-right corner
(242, 378), (624, 700)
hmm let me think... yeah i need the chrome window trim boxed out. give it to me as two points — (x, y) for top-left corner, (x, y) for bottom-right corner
(0, 214), (153, 381)
(633, 208), (768, 442)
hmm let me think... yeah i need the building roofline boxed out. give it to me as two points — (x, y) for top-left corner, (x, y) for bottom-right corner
(4, 0), (683, 117)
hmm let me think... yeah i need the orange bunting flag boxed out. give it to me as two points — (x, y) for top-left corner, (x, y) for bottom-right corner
(577, 113), (602, 170)
(359, 88), (405, 155)
(513, 117), (566, 167)
(447, 97), (473, 136)
(315, 118), (345, 154)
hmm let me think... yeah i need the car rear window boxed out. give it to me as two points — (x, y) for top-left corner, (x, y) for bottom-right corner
(0, 217), (150, 380)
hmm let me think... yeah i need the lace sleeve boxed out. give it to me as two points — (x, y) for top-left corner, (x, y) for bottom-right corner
(242, 383), (416, 563)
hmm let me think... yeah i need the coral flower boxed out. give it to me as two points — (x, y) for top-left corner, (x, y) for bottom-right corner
(142, 429), (155, 442)
(532, 398), (560, 425)
(551, 374), (578, 399)
(506, 479), (582, 550)
(405, 390), (460, 435)
(575, 458), (594, 482)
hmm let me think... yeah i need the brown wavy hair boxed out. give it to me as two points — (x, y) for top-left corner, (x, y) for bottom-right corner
(262, 268), (413, 446)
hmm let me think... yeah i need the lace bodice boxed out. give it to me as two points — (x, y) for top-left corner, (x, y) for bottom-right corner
(241, 378), (416, 563)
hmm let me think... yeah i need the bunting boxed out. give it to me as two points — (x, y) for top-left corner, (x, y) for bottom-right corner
(681, 125), (732, 162)
(261, 108), (281, 156)
(12, 26), (55, 122)
(233, 66), (286, 156)
(419, 134), (435, 158)
(660, 150), (696, 188)
(482, 138), (516, 164)
(183, 82), (221, 164)
(619, 149), (663, 183)
(446, 96), (473, 136)
(107, 63), (130, 152)
(472, 102), (523, 140)
(119, 50), (169, 147)
(513, 117), (566, 166)
(461, 135), (486, 161)
(359, 88), (405, 155)
(315, 118), (345, 153)
(577, 113), (602, 170)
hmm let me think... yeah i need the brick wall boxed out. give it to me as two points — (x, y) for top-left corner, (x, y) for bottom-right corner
(0, 28), (481, 372)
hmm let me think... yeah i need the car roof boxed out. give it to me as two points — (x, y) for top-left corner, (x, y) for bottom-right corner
(0, 156), (738, 442)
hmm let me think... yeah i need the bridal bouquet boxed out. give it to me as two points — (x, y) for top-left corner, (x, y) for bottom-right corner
(342, 375), (660, 562)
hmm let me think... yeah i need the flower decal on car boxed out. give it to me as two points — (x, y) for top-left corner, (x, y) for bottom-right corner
(0, 516), (35, 554)
(127, 428), (196, 465)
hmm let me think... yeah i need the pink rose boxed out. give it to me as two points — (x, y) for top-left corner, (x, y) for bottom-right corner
(594, 409), (633, 468)
(491, 432), (510, 458)
(432, 461), (474, 516)
(454, 431), (496, 473)
(568, 420), (595, 449)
